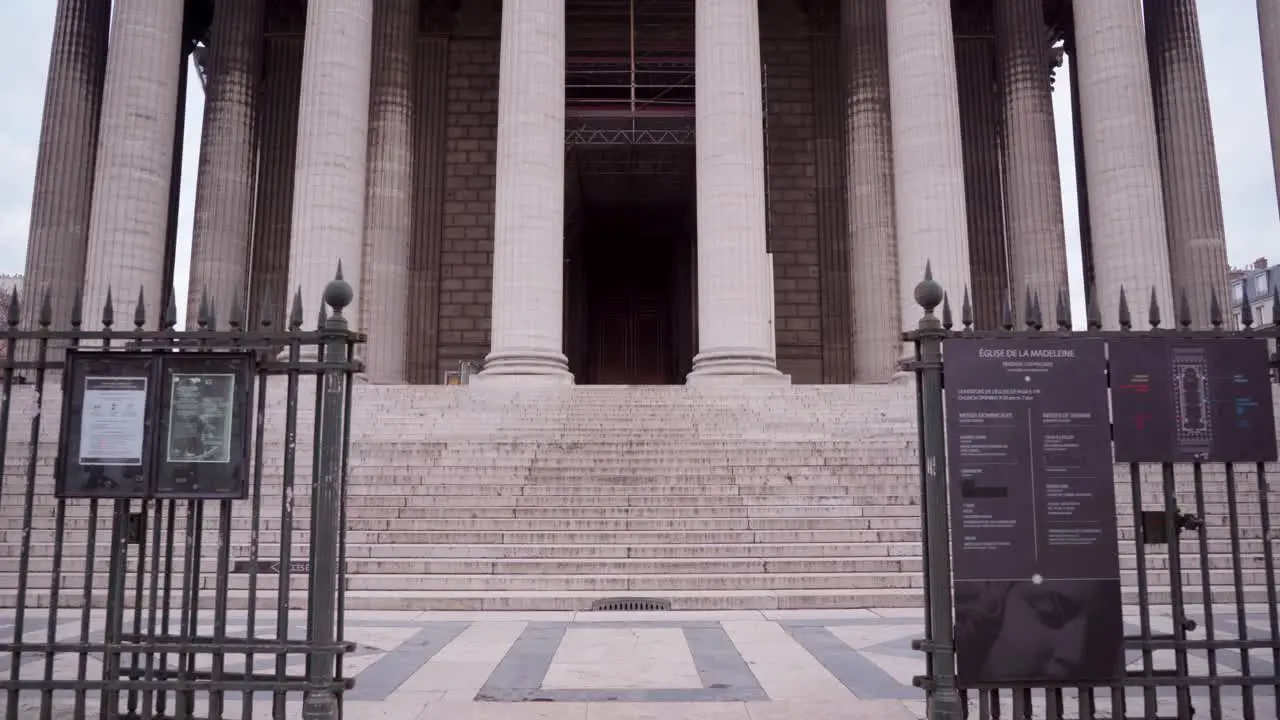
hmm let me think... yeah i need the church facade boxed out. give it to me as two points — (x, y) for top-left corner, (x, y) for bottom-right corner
(23, 0), (1239, 385)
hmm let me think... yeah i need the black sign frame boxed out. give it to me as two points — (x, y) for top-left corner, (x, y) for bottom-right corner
(943, 337), (1125, 686)
(152, 352), (256, 500)
(56, 350), (256, 500)
(1110, 336), (1278, 464)
(56, 351), (160, 499)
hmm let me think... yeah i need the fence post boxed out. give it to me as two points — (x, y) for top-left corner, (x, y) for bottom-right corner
(913, 271), (963, 720)
(302, 267), (353, 720)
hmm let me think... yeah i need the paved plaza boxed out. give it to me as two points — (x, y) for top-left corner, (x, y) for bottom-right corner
(0, 606), (1274, 718)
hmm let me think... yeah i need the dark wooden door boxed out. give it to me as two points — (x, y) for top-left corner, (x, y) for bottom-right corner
(587, 234), (675, 384)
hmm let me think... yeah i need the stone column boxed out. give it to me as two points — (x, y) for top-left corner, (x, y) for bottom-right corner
(407, 36), (450, 385)
(186, 0), (264, 326)
(1147, 0), (1230, 328)
(687, 0), (783, 382)
(842, 0), (899, 382)
(956, 14), (1008, 330)
(1072, 0), (1174, 329)
(477, 0), (573, 382)
(286, 0), (374, 329)
(20, 0), (109, 343)
(82, 0), (186, 328)
(360, 0), (418, 383)
(1258, 0), (1280, 217)
(249, 35), (303, 328)
(885, 0), (972, 329)
(995, 0), (1069, 322)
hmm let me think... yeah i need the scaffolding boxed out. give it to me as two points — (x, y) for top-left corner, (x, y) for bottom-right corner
(565, 0), (695, 146)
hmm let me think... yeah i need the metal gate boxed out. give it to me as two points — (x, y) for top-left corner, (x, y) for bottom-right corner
(906, 267), (1280, 720)
(0, 267), (363, 719)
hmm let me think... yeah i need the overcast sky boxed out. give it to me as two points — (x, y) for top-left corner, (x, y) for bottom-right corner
(0, 2), (1275, 324)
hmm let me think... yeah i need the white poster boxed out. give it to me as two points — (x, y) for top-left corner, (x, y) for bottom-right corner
(78, 376), (148, 466)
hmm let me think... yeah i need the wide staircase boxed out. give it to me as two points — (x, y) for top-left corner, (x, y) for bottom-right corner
(1, 381), (1278, 610)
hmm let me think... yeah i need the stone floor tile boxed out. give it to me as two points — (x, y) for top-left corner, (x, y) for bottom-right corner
(720, 620), (852, 701)
(585, 701), (751, 719)
(399, 620), (526, 692)
(745, 699), (918, 720)
(419, 699), (590, 719)
(545, 627), (701, 689)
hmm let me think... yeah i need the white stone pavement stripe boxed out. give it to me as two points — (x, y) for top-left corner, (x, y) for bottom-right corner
(476, 621), (767, 702)
(346, 621), (469, 701)
(781, 625), (918, 700)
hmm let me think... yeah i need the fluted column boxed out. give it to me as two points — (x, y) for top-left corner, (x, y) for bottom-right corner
(249, 35), (303, 327)
(996, 0), (1069, 323)
(20, 0), (109, 346)
(82, 0), (186, 328)
(1147, 0), (1230, 328)
(360, 0), (418, 383)
(956, 17), (1008, 330)
(687, 0), (783, 382)
(286, 0), (374, 330)
(842, 0), (899, 382)
(187, 0), (264, 325)
(885, 0), (972, 330)
(1072, 0), (1174, 329)
(1258, 0), (1280, 216)
(478, 0), (572, 382)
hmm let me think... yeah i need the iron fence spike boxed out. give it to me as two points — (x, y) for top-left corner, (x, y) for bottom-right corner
(208, 298), (218, 331)
(102, 286), (114, 328)
(133, 287), (147, 329)
(71, 286), (84, 327)
(259, 291), (275, 328)
(289, 287), (304, 329)
(1148, 286), (1161, 328)
(1177, 290), (1192, 329)
(229, 293), (244, 329)
(923, 260), (934, 282)
(335, 259), (345, 282)
(38, 287), (53, 328)
(1209, 287), (1223, 327)
(1023, 285), (1035, 328)
(1031, 291), (1043, 330)
(1118, 286), (1132, 330)
(961, 286), (973, 329)
(1241, 292), (1254, 328)
(941, 292), (953, 329)
(164, 287), (178, 329)
(1001, 292), (1014, 331)
(198, 288), (211, 328)
(5, 287), (19, 328)
(1055, 288), (1069, 329)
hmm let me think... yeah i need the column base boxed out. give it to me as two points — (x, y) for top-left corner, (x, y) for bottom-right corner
(473, 348), (574, 386)
(686, 349), (789, 386)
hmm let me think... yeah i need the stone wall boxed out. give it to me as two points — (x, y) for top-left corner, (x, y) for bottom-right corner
(428, 9), (834, 384)
(436, 38), (499, 372)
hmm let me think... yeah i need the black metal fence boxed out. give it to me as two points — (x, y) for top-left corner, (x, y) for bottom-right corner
(0, 267), (363, 719)
(906, 266), (1280, 720)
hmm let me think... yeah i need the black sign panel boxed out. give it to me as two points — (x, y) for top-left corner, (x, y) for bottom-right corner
(1110, 338), (1277, 463)
(152, 353), (255, 499)
(944, 338), (1124, 685)
(57, 351), (159, 499)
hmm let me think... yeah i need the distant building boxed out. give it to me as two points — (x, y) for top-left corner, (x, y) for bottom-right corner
(0, 275), (23, 301)
(1230, 258), (1277, 329)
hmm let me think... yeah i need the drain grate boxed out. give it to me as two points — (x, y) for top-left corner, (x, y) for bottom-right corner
(590, 597), (672, 612)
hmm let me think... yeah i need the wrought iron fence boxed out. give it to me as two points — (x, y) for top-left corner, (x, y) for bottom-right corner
(906, 265), (1280, 720)
(0, 266), (363, 719)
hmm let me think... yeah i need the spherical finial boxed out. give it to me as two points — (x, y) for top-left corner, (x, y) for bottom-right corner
(914, 277), (944, 312)
(324, 261), (353, 312)
(324, 277), (353, 312)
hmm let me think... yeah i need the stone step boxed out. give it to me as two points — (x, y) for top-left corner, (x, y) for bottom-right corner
(0, 528), (927, 545)
(1, 568), (1274, 593)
